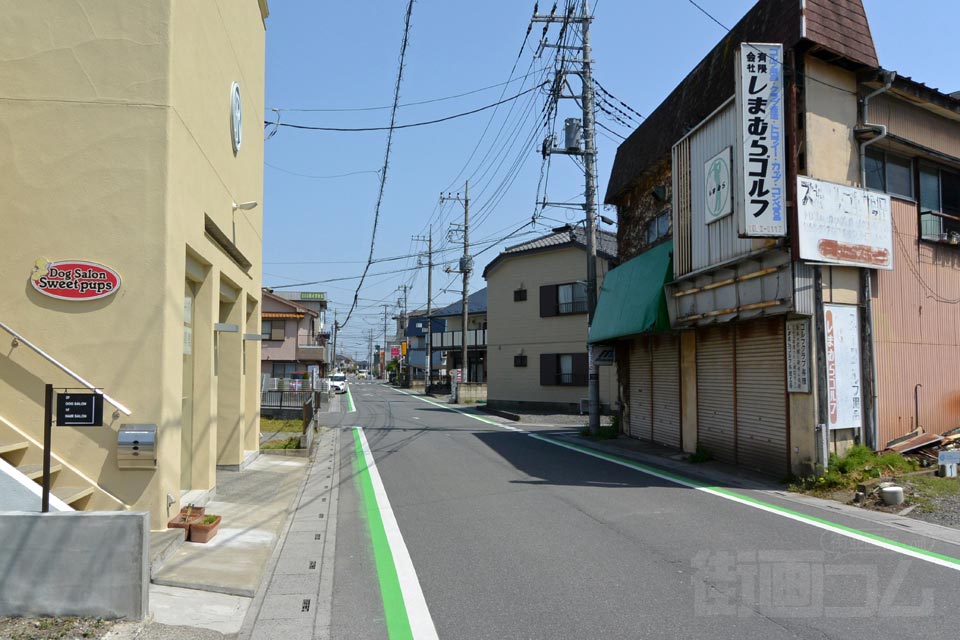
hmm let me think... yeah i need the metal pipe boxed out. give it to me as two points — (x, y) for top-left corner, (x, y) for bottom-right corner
(915, 383), (923, 434)
(858, 70), (896, 187)
(1, 320), (132, 416)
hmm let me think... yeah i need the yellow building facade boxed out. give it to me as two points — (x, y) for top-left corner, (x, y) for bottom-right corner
(0, 0), (268, 528)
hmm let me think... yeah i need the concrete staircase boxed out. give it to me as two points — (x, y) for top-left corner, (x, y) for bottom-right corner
(0, 422), (111, 511)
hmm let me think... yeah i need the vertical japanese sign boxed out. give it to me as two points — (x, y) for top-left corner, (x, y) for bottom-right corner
(823, 304), (862, 431)
(785, 319), (810, 393)
(736, 43), (786, 236)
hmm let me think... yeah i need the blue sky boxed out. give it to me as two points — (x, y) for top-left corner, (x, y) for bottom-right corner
(262, 0), (958, 359)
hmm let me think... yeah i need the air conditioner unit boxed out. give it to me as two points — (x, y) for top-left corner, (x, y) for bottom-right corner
(579, 398), (589, 415)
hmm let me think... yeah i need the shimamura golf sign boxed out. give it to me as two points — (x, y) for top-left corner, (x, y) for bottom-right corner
(31, 260), (121, 301)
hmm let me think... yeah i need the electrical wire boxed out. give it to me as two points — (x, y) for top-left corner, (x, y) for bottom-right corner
(339, 0), (415, 331)
(266, 84), (546, 133)
(264, 162), (380, 180)
(272, 67), (550, 113)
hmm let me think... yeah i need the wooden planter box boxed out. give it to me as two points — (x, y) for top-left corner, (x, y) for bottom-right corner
(188, 515), (222, 543)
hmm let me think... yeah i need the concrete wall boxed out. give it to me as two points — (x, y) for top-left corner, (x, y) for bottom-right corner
(457, 382), (487, 403)
(0, 511), (149, 619)
(0, 0), (265, 528)
(485, 246), (616, 412)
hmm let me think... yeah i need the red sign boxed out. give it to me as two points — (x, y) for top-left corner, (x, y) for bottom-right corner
(31, 260), (121, 301)
(390, 346), (400, 358)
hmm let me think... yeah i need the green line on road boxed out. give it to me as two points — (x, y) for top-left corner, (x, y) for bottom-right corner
(531, 434), (960, 571)
(352, 428), (413, 640)
(344, 386), (356, 413)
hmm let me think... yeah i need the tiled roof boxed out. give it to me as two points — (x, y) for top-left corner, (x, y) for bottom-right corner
(262, 289), (319, 316)
(605, 0), (878, 203)
(433, 288), (487, 318)
(482, 228), (617, 278)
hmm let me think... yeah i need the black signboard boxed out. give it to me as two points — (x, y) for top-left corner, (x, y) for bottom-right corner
(56, 392), (103, 427)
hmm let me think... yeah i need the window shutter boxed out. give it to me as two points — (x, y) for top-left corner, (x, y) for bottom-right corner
(539, 285), (557, 317)
(572, 352), (589, 386)
(271, 322), (285, 341)
(539, 353), (555, 386)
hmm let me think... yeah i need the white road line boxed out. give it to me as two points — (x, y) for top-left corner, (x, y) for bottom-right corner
(356, 427), (439, 639)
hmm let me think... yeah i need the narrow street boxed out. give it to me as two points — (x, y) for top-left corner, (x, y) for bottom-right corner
(304, 382), (960, 639)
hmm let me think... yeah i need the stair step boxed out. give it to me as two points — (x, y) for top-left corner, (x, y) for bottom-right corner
(52, 485), (94, 506)
(18, 463), (63, 481)
(0, 440), (29, 457)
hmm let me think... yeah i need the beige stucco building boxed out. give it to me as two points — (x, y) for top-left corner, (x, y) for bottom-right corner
(0, 0), (268, 528)
(483, 229), (617, 414)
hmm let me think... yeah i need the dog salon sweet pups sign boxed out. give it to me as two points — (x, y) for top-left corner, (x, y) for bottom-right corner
(30, 259), (121, 301)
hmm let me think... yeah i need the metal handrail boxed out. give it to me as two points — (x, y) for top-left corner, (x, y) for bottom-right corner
(0, 321), (132, 416)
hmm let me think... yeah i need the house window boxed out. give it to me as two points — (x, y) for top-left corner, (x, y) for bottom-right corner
(539, 352), (587, 386)
(514, 288), (527, 302)
(919, 163), (960, 241)
(865, 149), (914, 199)
(645, 210), (671, 245)
(272, 362), (297, 378)
(262, 319), (285, 341)
(514, 354), (527, 367)
(557, 282), (587, 314)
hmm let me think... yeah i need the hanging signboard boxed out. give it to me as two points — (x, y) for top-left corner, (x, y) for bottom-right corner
(390, 346), (400, 358)
(736, 43), (787, 237)
(785, 319), (811, 393)
(56, 392), (104, 427)
(823, 305), (862, 431)
(30, 260), (121, 301)
(797, 176), (893, 269)
(704, 146), (733, 223)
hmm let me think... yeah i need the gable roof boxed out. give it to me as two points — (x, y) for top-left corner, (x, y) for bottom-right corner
(605, 0), (878, 204)
(482, 228), (617, 279)
(432, 288), (487, 318)
(262, 289), (319, 317)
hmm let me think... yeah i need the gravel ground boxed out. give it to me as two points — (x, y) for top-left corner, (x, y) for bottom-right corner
(0, 619), (234, 640)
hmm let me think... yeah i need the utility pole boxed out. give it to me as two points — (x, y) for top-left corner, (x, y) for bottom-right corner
(412, 228), (434, 389)
(534, 1), (601, 435)
(331, 309), (338, 374)
(381, 303), (390, 380)
(398, 284), (409, 384)
(441, 182), (470, 385)
(367, 329), (374, 375)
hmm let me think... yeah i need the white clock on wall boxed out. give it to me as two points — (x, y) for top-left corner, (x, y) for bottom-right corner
(230, 81), (242, 155)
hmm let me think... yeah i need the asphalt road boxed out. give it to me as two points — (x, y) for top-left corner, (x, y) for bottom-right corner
(324, 381), (960, 639)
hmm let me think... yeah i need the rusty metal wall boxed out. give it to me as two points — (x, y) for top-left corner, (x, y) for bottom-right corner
(872, 94), (960, 162)
(874, 198), (960, 446)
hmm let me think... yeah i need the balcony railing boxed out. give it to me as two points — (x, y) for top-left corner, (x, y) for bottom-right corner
(431, 329), (487, 349)
(557, 300), (588, 315)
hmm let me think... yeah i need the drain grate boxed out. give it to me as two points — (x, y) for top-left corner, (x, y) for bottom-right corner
(309, 560), (317, 570)
(315, 533), (322, 540)
(302, 599), (311, 612)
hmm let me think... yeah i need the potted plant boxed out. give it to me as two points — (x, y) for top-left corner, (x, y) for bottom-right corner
(167, 505), (203, 540)
(189, 514), (222, 543)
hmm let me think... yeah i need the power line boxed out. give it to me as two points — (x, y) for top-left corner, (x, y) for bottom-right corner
(340, 0), (416, 331)
(264, 162), (380, 180)
(265, 83), (546, 133)
(271, 67), (549, 113)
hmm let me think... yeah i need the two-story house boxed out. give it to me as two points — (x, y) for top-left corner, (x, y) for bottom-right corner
(261, 289), (327, 382)
(483, 228), (618, 414)
(594, 0), (960, 477)
(431, 289), (488, 383)
(405, 312), (444, 387)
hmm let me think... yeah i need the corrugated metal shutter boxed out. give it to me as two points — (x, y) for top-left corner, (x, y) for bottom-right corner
(735, 318), (788, 476)
(651, 334), (681, 449)
(697, 325), (736, 464)
(629, 338), (652, 440)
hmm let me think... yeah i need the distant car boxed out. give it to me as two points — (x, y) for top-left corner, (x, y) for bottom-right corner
(357, 369), (369, 379)
(329, 374), (347, 394)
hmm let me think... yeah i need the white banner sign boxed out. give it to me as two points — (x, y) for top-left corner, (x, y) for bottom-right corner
(823, 304), (862, 431)
(736, 43), (786, 236)
(785, 319), (810, 393)
(705, 147), (733, 223)
(797, 176), (893, 269)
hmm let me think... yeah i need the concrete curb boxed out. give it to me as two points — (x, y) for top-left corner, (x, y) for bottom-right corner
(476, 405), (521, 422)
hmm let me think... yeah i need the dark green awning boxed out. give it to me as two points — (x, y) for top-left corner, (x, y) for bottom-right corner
(588, 240), (672, 344)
